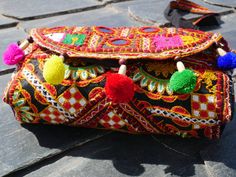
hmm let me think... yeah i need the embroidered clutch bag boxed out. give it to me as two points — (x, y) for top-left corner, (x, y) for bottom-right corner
(3, 26), (235, 139)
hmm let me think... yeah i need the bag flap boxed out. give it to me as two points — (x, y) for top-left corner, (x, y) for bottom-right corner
(30, 26), (222, 60)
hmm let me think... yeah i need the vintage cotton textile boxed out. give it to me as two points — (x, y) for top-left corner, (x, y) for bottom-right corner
(3, 26), (235, 139)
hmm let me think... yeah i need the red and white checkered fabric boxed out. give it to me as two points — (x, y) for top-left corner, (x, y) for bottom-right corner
(58, 86), (87, 115)
(191, 94), (216, 118)
(99, 110), (125, 129)
(39, 106), (66, 124)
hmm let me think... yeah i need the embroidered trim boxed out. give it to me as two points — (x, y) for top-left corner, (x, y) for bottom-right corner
(153, 35), (183, 50)
(64, 65), (105, 81)
(222, 73), (231, 122)
(119, 103), (160, 133)
(72, 96), (108, 125)
(145, 61), (176, 78)
(30, 26), (222, 60)
(133, 67), (173, 95)
(12, 90), (36, 123)
(62, 34), (86, 46)
(147, 107), (220, 126)
(22, 69), (75, 121)
(201, 71), (217, 93)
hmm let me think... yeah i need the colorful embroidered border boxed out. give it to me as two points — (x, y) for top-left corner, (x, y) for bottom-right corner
(30, 26), (223, 60)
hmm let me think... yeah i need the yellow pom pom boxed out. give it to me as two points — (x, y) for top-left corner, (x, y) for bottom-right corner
(43, 55), (65, 85)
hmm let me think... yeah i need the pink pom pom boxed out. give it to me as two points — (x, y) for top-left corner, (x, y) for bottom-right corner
(2, 43), (25, 65)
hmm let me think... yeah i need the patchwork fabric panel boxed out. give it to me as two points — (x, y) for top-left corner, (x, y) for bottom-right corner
(3, 26), (234, 139)
(3, 47), (234, 139)
(58, 86), (87, 115)
(31, 26), (222, 60)
(191, 94), (216, 119)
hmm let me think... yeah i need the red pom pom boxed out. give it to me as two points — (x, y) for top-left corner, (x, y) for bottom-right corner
(105, 73), (135, 103)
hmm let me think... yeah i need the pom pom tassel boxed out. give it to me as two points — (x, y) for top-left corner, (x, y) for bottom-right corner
(43, 55), (65, 85)
(169, 61), (197, 94)
(2, 38), (32, 65)
(217, 48), (236, 70)
(105, 60), (135, 103)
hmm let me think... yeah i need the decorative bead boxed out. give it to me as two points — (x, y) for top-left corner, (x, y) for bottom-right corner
(62, 53), (69, 58)
(27, 36), (34, 43)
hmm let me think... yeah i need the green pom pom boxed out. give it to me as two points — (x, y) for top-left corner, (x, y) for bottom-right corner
(169, 69), (197, 94)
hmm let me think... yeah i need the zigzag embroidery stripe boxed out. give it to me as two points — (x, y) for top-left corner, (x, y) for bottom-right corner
(120, 103), (158, 133)
(75, 97), (108, 125)
(223, 73), (231, 121)
(147, 107), (220, 126)
(22, 69), (75, 120)
(142, 37), (150, 50)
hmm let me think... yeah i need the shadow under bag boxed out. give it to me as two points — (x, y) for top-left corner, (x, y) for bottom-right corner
(3, 26), (235, 139)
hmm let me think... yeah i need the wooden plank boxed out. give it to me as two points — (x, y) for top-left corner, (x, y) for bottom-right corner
(0, 73), (110, 176)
